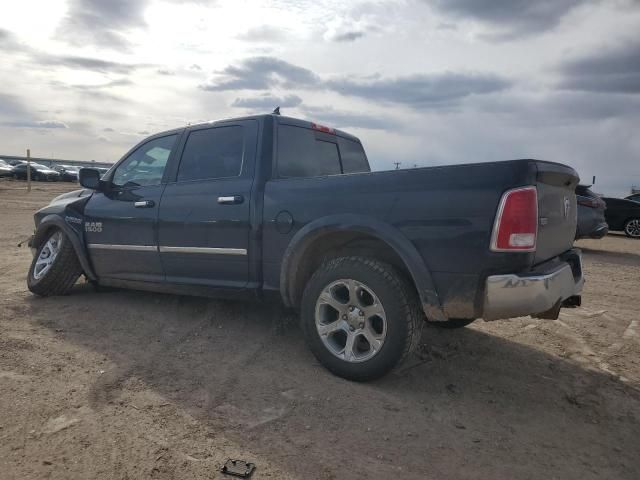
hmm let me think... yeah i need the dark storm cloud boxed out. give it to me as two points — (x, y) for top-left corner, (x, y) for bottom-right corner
(203, 56), (510, 109)
(430, 0), (586, 39)
(232, 94), (302, 109)
(326, 72), (511, 107)
(200, 57), (321, 91)
(558, 40), (640, 94)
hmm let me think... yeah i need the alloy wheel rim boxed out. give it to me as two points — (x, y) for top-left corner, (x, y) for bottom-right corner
(314, 279), (387, 363)
(33, 232), (62, 280)
(626, 219), (640, 237)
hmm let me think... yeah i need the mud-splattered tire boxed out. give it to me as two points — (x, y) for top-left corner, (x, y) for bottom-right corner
(427, 318), (476, 329)
(301, 256), (422, 382)
(27, 229), (82, 296)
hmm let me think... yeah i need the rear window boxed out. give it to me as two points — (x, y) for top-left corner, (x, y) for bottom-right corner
(177, 126), (244, 182)
(277, 125), (341, 178)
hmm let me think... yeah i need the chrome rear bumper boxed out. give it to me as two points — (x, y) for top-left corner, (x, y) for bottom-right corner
(483, 249), (584, 321)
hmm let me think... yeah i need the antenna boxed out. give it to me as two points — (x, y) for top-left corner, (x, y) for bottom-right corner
(393, 162), (401, 170)
(273, 106), (281, 115)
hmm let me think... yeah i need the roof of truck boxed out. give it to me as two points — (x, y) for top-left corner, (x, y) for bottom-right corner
(188, 113), (361, 142)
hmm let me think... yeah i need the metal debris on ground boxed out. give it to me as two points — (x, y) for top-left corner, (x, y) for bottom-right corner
(221, 459), (256, 478)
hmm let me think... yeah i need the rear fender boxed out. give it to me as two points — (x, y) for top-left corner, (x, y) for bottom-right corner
(280, 214), (447, 321)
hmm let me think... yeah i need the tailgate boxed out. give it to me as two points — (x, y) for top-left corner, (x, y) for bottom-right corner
(534, 161), (580, 264)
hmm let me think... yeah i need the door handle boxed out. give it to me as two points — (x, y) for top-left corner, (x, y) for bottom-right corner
(134, 200), (155, 208)
(217, 195), (244, 205)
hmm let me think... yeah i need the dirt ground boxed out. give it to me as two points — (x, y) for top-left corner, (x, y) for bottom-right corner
(1, 180), (639, 480)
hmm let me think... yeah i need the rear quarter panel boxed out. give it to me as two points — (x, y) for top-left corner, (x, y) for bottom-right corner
(262, 160), (540, 318)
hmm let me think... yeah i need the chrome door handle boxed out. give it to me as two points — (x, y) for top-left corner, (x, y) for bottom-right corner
(134, 200), (155, 208)
(217, 195), (244, 205)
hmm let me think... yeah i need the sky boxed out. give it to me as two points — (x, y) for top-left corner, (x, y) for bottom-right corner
(0, 0), (639, 196)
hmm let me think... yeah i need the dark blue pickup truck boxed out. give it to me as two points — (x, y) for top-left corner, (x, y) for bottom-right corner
(27, 113), (584, 380)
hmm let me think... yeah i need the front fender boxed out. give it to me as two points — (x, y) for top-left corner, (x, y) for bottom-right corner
(280, 213), (446, 321)
(31, 215), (96, 280)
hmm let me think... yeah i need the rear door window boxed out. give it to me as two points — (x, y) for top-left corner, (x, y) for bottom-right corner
(277, 125), (341, 178)
(177, 126), (244, 182)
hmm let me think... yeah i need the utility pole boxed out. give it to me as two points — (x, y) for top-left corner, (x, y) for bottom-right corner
(394, 162), (401, 170)
(26, 148), (31, 193)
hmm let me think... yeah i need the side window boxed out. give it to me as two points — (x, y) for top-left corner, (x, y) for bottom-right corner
(338, 137), (370, 174)
(112, 134), (177, 187)
(277, 125), (341, 178)
(177, 126), (244, 182)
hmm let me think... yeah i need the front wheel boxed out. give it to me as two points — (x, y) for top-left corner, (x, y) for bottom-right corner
(301, 256), (422, 381)
(624, 218), (640, 238)
(28, 229), (83, 296)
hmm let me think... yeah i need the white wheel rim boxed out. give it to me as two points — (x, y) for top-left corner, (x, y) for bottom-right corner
(625, 219), (640, 237)
(314, 279), (387, 363)
(33, 232), (62, 280)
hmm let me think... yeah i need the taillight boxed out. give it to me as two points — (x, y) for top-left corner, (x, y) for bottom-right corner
(490, 186), (538, 252)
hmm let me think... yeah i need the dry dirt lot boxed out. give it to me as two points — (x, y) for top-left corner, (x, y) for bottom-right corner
(1, 180), (639, 480)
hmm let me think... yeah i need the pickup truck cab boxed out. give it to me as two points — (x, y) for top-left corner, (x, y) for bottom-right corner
(27, 113), (584, 380)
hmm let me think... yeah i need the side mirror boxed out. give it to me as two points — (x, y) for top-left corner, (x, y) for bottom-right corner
(78, 168), (102, 190)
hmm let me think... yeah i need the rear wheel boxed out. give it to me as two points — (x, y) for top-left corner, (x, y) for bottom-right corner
(28, 229), (82, 296)
(301, 256), (422, 381)
(624, 218), (640, 238)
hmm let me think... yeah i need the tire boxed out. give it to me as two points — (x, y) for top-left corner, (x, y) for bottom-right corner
(623, 218), (640, 238)
(427, 318), (475, 329)
(27, 229), (83, 296)
(301, 256), (422, 381)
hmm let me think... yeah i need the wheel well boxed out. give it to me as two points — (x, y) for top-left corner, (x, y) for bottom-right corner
(33, 224), (58, 248)
(288, 231), (415, 308)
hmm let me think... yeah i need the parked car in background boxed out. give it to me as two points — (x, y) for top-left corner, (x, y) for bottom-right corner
(12, 163), (60, 181)
(7, 159), (26, 166)
(575, 185), (608, 239)
(52, 164), (80, 182)
(0, 159), (14, 177)
(625, 193), (640, 203)
(603, 197), (640, 238)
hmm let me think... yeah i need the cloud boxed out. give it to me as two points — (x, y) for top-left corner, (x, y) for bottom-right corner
(203, 56), (510, 109)
(558, 39), (640, 94)
(200, 56), (320, 91)
(57, 0), (147, 49)
(299, 105), (399, 131)
(1, 120), (68, 129)
(44, 55), (144, 74)
(57, 0), (219, 49)
(330, 30), (366, 42)
(237, 25), (288, 42)
(326, 72), (511, 108)
(429, 0), (587, 40)
(232, 94), (302, 109)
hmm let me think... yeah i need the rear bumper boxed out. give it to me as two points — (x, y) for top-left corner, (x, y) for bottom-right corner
(483, 248), (584, 321)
